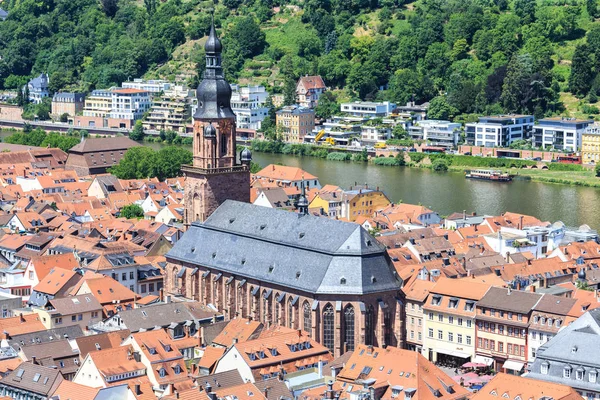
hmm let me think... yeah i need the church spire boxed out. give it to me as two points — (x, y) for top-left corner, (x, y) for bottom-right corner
(298, 177), (309, 216)
(194, 17), (234, 120)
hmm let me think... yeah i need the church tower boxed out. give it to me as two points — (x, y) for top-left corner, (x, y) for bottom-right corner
(183, 21), (251, 225)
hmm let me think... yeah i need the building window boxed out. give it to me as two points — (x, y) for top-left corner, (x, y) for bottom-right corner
(344, 305), (355, 352)
(438, 314), (443, 322)
(564, 367), (571, 379)
(466, 336), (471, 345)
(448, 332), (453, 342)
(541, 364), (548, 375)
(590, 371), (597, 383)
(458, 318), (463, 326)
(428, 328), (433, 338)
(577, 370), (584, 381)
(303, 301), (311, 332)
(365, 305), (374, 346)
(288, 299), (294, 329)
(438, 330), (443, 340)
(448, 316), (454, 324)
(221, 134), (227, 155)
(323, 304), (335, 352)
(428, 312), (434, 320)
(457, 334), (462, 344)
(467, 320), (472, 328)
(498, 342), (503, 352)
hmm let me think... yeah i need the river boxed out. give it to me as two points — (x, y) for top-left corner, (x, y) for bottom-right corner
(250, 152), (600, 230)
(1, 129), (598, 229)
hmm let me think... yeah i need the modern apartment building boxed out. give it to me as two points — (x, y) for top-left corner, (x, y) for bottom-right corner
(230, 84), (269, 130)
(340, 101), (396, 118)
(276, 105), (315, 143)
(409, 120), (461, 148)
(82, 89), (113, 118)
(422, 278), (491, 366)
(108, 88), (151, 121)
(306, 116), (363, 145)
(582, 125), (600, 164)
(533, 117), (593, 152)
(361, 123), (393, 143)
(143, 85), (193, 133)
(122, 78), (172, 94)
(466, 115), (534, 147)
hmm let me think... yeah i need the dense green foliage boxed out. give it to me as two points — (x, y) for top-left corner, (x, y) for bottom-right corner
(110, 145), (192, 180)
(121, 203), (145, 219)
(326, 151), (352, 161)
(4, 0), (600, 120)
(432, 158), (449, 172)
(4, 128), (81, 151)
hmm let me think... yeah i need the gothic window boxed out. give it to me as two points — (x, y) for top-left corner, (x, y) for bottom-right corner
(344, 305), (355, 352)
(384, 311), (392, 345)
(323, 304), (335, 353)
(288, 299), (294, 329)
(303, 301), (312, 333)
(172, 267), (179, 288)
(275, 294), (280, 324)
(262, 290), (270, 325)
(365, 305), (375, 346)
(221, 133), (227, 155)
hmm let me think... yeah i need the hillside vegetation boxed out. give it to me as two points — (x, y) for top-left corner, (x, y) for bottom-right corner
(2, 0), (600, 119)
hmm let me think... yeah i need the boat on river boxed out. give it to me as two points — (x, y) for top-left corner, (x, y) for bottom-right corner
(465, 169), (512, 182)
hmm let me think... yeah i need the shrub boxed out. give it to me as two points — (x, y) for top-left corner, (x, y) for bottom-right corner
(432, 158), (449, 172)
(373, 157), (401, 166)
(326, 152), (351, 161)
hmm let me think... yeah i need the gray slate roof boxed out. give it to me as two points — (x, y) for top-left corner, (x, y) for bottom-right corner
(527, 309), (600, 392)
(477, 286), (542, 314)
(8, 325), (84, 351)
(52, 92), (85, 102)
(0, 362), (63, 396)
(115, 301), (218, 332)
(0, 8), (7, 20)
(167, 201), (400, 295)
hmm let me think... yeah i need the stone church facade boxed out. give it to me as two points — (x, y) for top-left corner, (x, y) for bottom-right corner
(165, 23), (405, 358)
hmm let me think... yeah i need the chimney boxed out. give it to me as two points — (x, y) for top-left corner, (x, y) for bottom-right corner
(32, 356), (37, 364)
(463, 209), (466, 220)
(530, 286), (536, 293)
(263, 387), (269, 398)
(165, 295), (171, 304)
(474, 225), (478, 232)
(19, 313), (25, 323)
(519, 216), (524, 230)
(462, 257), (467, 270)
(507, 286), (512, 295)
(135, 384), (141, 395)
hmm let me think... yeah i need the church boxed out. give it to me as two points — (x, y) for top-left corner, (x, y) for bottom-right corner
(164, 23), (404, 357)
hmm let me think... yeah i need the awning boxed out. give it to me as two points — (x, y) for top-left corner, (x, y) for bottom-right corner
(474, 355), (494, 366)
(435, 348), (471, 359)
(503, 360), (525, 371)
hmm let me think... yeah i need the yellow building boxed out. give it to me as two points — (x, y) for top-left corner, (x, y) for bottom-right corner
(82, 89), (113, 118)
(581, 127), (600, 164)
(422, 278), (491, 365)
(341, 185), (391, 222)
(33, 294), (103, 332)
(307, 185), (343, 218)
(276, 105), (315, 143)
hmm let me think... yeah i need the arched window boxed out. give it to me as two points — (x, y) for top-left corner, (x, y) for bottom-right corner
(365, 305), (374, 346)
(384, 311), (392, 345)
(303, 301), (312, 333)
(344, 305), (355, 352)
(262, 290), (270, 325)
(288, 299), (294, 329)
(323, 304), (335, 353)
(172, 267), (179, 288)
(221, 133), (227, 155)
(274, 293), (280, 324)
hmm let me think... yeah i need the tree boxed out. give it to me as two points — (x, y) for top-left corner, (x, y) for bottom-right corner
(432, 158), (449, 172)
(250, 161), (261, 174)
(392, 125), (408, 139)
(314, 91), (339, 119)
(283, 77), (297, 106)
(569, 44), (594, 97)
(129, 120), (145, 141)
(59, 113), (69, 123)
(99, 0), (119, 17)
(589, 0), (599, 19)
(596, 163), (600, 177)
(110, 147), (158, 179)
(226, 16), (266, 58)
(514, 0), (536, 24)
(121, 204), (145, 219)
(154, 146), (192, 181)
(144, 0), (157, 15)
(427, 96), (458, 120)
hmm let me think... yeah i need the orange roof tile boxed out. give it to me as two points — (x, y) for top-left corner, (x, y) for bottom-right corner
(212, 318), (263, 347)
(255, 164), (317, 182)
(0, 314), (45, 339)
(33, 267), (79, 295)
(198, 346), (225, 370)
(28, 253), (78, 282)
(471, 373), (580, 400)
(75, 276), (138, 304)
(53, 380), (99, 400)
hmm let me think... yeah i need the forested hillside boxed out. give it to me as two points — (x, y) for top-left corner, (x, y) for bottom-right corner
(1, 0), (600, 120)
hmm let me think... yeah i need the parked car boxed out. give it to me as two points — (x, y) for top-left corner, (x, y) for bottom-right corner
(464, 152), (472, 156)
(533, 157), (542, 161)
(409, 148), (417, 152)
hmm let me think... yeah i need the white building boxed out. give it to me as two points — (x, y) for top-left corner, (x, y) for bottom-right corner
(340, 101), (396, 118)
(82, 89), (113, 118)
(305, 116), (363, 145)
(483, 225), (565, 258)
(230, 84), (270, 130)
(409, 120), (461, 148)
(361, 124), (392, 143)
(108, 89), (152, 121)
(466, 115), (534, 147)
(25, 73), (50, 104)
(533, 117), (594, 152)
(122, 78), (172, 94)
